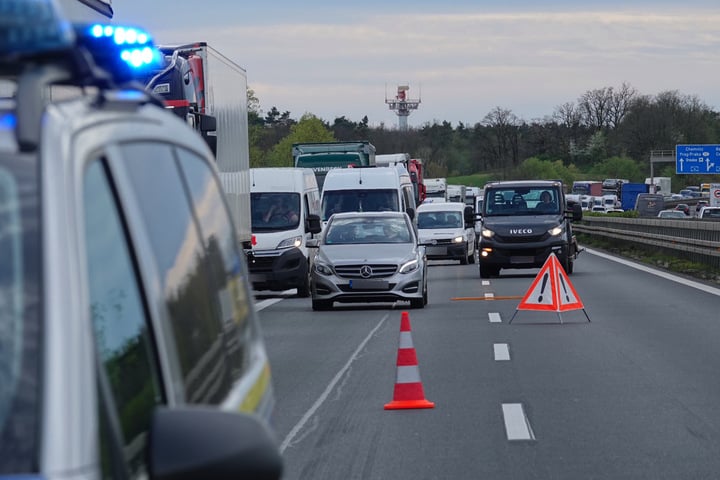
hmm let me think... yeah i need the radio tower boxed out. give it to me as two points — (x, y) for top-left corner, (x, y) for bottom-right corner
(385, 84), (421, 131)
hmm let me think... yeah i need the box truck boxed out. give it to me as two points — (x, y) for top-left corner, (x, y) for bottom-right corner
(146, 43), (253, 249)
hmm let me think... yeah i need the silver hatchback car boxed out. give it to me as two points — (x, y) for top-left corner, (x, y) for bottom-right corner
(309, 212), (427, 310)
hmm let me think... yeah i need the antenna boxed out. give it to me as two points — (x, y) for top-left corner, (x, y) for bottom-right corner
(385, 83), (421, 131)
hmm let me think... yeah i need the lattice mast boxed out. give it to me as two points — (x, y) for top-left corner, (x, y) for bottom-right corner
(385, 84), (421, 130)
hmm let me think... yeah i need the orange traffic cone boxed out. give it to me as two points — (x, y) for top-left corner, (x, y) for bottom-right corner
(384, 311), (435, 410)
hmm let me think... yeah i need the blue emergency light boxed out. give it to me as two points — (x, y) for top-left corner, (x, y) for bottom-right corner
(0, 0), (164, 82)
(0, 113), (16, 131)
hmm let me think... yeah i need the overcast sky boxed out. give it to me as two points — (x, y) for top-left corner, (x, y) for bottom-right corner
(112, 1), (720, 128)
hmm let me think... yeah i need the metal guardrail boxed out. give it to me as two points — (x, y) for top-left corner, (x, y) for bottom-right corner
(573, 216), (720, 270)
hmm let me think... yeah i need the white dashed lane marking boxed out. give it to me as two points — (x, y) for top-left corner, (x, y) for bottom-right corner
(494, 343), (510, 361)
(502, 403), (536, 441)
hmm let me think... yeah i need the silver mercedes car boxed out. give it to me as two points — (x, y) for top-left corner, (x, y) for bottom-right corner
(309, 212), (428, 310)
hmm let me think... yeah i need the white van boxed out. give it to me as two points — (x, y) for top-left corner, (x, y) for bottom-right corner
(248, 168), (322, 296)
(320, 166), (417, 226)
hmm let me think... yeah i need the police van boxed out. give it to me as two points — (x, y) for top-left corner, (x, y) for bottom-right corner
(0, 2), (281, 478)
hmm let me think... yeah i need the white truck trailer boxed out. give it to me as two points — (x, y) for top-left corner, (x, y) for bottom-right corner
(146, 43), (253, 249)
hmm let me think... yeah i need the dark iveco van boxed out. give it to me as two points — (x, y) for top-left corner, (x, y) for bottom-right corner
(477, 180), (582, 278)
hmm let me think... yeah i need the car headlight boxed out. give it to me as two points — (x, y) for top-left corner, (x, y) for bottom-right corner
(277, 235), (302, 249)
(399, 255), (420, 274)
(547, 226), (564, 236)
(453, 235), (464, 243)
(481, 228), (495, 238)
(314, 262), (334, 275)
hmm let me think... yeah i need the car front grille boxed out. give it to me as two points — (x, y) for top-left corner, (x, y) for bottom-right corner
(334, 264), (398, 278)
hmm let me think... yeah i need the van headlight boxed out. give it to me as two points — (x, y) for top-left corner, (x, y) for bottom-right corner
(277, 235), (302, 249)
(314, 262), (334, 276)
(548, 226), (564, 236)
(399, 256), (420, 274)
(453, 235), (464, 243)
(481, 227), (495, 238)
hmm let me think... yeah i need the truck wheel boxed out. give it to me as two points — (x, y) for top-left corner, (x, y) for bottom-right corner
(480, 263), (497, 278)
(560, 254), (571, 274)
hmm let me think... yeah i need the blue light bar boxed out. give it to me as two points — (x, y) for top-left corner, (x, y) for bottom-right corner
(75, 23), (165, 82)
(0, 112), (17, 131)
(0, 0), (74, 60)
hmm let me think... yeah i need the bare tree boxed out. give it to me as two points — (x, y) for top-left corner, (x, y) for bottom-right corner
(608, 82), (637, 129)
(578, 87), (614, 131)
(553, 101), (582, 129)
(483, 107), (520, 175)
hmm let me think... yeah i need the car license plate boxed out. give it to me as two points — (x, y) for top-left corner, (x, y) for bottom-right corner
(426, 246), (447, 256)
(349, 279), (389, 290)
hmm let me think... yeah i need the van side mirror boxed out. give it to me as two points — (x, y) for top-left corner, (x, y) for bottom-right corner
(463, 205), (475, 226)
(567, 203), (582, 221)
(306, 214), (322, 234)
(149, 407), (283, 480)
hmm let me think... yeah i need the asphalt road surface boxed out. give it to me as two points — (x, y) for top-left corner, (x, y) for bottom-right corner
(255, 248), (720, 480)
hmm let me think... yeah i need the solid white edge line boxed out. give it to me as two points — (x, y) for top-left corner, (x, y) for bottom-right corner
(584, 248), (720, 297)
(488, 312), (502, 323)
(502, 403), (535, 441)
(279, 314), (389, 453)
(494, 343), (510, 361)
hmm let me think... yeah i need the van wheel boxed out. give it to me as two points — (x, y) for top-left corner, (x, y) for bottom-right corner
(566, 258), (574, 274)
(297, 262), (311, 297)
(312, 298), (332, 311)
(460, 245), (469, 265)
(468, 245), (476, 264)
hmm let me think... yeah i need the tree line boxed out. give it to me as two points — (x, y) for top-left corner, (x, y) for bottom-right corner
(247, 82), (720, 189)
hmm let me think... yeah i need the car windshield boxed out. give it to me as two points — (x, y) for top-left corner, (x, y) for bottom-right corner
(321, 189), (399, 221)
(484, 187), (559, 216)
(324, 216), (411, 244)
(251, 192), (301, 231)
(0, 155), (41, 473)
(417, 211), (463, 229)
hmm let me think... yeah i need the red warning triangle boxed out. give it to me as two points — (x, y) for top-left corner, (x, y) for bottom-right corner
(517, 253), (584, 312)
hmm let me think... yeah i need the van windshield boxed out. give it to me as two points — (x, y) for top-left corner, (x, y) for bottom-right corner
(418, 211), (463, 229)
(321, 189), (399, 221)
(251, 192), (301, 231)
(484, 187), (560, 216)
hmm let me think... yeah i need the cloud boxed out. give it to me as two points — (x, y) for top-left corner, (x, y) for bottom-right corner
(148, 9), (720, 125)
